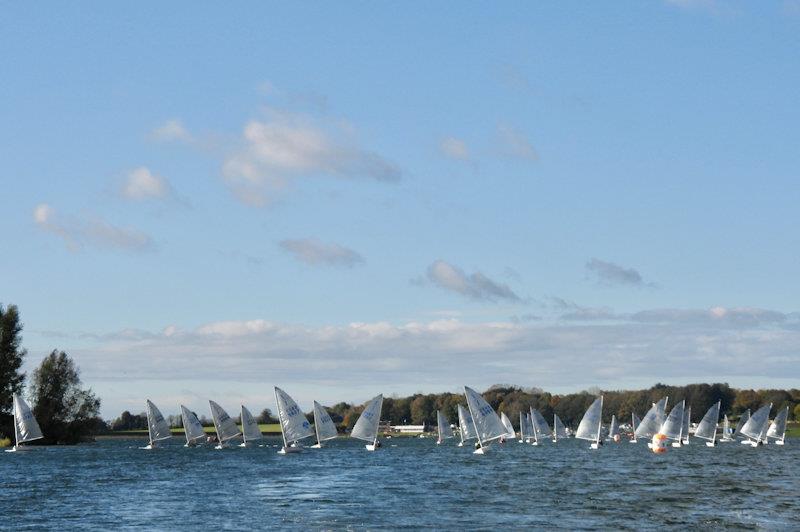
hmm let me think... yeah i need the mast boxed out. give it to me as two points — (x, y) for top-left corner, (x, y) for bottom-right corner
(553, 414), (557, 443)
(630, 412), (636, 442)
(13, 396), (20, 450)
(470, 411), (484, 451)
(596, 396), (603, 446)
(712, 401), (719, 445)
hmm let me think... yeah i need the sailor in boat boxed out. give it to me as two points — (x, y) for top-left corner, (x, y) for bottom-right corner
(373, 440), (382, 449)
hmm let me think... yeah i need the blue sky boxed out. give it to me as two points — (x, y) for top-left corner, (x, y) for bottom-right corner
(2, 1), (799, 417)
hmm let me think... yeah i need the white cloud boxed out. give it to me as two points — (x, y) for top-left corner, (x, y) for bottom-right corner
(497, 123), (538, 161)
(440, 137), (470, 161)
(150, 119), (192, 142)
(223, 109), (400, 206)
(33, 203), (153, 252)
(279, 238), (364, 267)
(61, 310), (800, 415)
(425, 260), (522, 302)
(122, 167), (171, 200)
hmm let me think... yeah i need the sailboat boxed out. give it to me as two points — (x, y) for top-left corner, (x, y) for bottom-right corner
(682, 406), (692, 445)
(436, 410), (454, 445)
(310, 401), (338, 448)
(766, 406), (789, 446)
(733, 409), (750, 440)
(738, 404), (772, 447)
(526, 413), (534, 442)
(239, 405), (264, 447)
(208, 400), (241, 449)
(179, 405), (206, 447)
(575, 396), (603, 449)
(499, 412), (516, 442)
(552, 414), (568, 443)
(275, 387), (315, 454)
(661, 400), (686, 448)
(141, 399), (172, 450)
(518, 411), (529, 443)
(693, 401), (720, 447)
(635, 397), (668, 446)
(720, 414), (733, 442)
(530, 408), (551, 446)
(457, 404), (477, 447)
(351, 394), (384, 451)
(607, 415), (619, 442)
(464, 386), (508, 455)
(5, 394), (43, 452)
(629, 413), (641, 443)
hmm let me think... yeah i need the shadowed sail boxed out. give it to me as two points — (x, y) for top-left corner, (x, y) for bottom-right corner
(661, 400), (686, 441)
(209, 400), (241, 447)
(311, 401), (338, 448)
(608, 415), (619, 440)
(464, 386), (507, 454)
(575, 396), (603, 449)
(682, 406), (692, 444)
(351, 394), (384, 450)
(519, 412), (530, 442)
(766, 406), (789, 445)
(180, 405), (206, 446)
(457, 404), (477, 446)
(275, 387), (314, 453)
(8, 394), (43, 451)
(240, 405), (263, 445)
(145, 399), (172, 449)
(721, 415), (732, 441)
(634, 397), (668, 439)
(437, 410), (454, 444)
(694, 401), (720, 446)
(531, 409), (552, 441)
(553, 414), (568, 442)
(733, 409), (750, 438)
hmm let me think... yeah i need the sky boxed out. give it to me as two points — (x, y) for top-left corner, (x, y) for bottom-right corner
(2, 1), (799, 418)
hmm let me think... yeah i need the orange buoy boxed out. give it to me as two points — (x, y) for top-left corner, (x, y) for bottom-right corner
(651, 433), (668, 454)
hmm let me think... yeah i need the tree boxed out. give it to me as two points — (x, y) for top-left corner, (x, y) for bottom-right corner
(0, 304), (27, 416)
(30, 350), (102, 444)
(111, 411), (148, 431)
(795, 403), (800, 422)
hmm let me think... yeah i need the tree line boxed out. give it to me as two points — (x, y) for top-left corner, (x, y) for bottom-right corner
(0, 304), (102, 444)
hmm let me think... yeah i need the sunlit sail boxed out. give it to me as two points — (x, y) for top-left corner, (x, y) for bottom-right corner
(575, 396), (603, 450)
(500, 412), (516, 441)
(275, 387), (314, 454)
(634, 397), (669, 441)
(766, 406), (789, 446)
(351, 394), (384, 451)
(6, 394), (43, 453)
(464, 386), (507, 455)
(240, 405), (263, 447)
(661, 400), (686, 447)
(694, 401), (720, 447)
(142, 399), (172, 450)
(739, 404), (772, 447)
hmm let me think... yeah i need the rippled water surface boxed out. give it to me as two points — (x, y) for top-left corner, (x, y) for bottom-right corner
(2, 436), (798, 530)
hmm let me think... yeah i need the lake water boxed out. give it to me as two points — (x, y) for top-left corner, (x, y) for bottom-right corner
(2, 436), (797, 530)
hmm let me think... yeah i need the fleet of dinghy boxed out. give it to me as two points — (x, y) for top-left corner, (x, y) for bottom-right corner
(311, 401), (338, 448)
(464, 386), (507, 454)
(351, 394), (384, 451)
(575, 396), (604, 450)
(180, 405), (206, 447)
(436, 410), (454, 445)
(209, 400), (241, 449)
(142, 399), (172, 450)
(240, 405), (263, 447)
(5, 394), (43, 453)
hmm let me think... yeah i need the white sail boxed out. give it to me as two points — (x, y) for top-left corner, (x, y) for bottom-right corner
(240, 405), (263, 442)
(519, 412), (529, 440)
(274, 387), (314, 445)
(721, 415), (731, 440)
(634, 397), (669, 439)
(660, 400), (686, 441)
(733, 409), (750, 437)
(553, 414), (568, 440)
(457, 404), (477, 442)
(437, 410), (454, 441)
(313, 401), (338, 443)
(682, 406), (692, 442)
(694, 401), (720, 442)
(180, 405), (206, 444)
(12, 394), (43, 445)
(209, 400), (241, 442)
(531, 408), (552, 439)
(608, 415), (619, 439)
(739, 404), (772, 441)
(631, 412), (641, 440)
(766, 406), (789, 442)
(146, 399), (172, 444)
(464, 386), (507, 446)
(500, 412), (516, 439)
(575, 396), (603, 443)
(351, 394), (383, 443)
